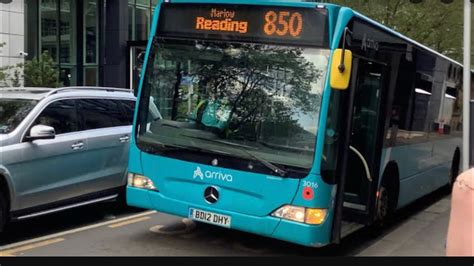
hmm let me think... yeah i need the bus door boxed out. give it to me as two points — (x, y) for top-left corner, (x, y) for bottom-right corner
(340, 56), (388, 231)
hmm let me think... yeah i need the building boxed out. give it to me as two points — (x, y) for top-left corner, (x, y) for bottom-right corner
(0, 0), (25, 86)
(1, 0), (156, 89)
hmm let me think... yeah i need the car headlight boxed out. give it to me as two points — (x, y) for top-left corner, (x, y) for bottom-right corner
(272, 205), (327, 225)
(127, 173), (156, 191)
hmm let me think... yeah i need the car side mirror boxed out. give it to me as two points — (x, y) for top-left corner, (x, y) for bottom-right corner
(26, 125), (56, 142)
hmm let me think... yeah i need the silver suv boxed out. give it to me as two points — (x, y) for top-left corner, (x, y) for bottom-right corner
(0, 87), (136, 231)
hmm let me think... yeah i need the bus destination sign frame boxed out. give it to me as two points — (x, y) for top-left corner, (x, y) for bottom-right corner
(157, 3), (329, 47)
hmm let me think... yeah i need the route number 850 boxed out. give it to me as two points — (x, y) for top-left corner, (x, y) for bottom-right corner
(264, 11), (303, 37)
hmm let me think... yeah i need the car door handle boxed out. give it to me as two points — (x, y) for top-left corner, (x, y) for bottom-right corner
(119, 136), (130, 143)
(71, 142), (84, 150)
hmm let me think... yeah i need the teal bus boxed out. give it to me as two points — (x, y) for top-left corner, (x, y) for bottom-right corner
(126, 0), (464, 247)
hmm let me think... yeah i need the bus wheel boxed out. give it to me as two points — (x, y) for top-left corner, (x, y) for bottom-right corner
(375, 177), (398, 229)
(376, 185), (389, 223)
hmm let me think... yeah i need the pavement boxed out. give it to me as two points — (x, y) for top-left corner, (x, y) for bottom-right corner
(0, 189), (452, 257)
(356, 196), (451, 256)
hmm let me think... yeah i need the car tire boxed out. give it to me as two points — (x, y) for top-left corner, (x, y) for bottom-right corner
(115, 187), (128, 210)
(0, 193), (7, 233)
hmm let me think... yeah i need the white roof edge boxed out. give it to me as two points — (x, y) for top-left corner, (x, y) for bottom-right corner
(445, 94), (456, 100)
(415, 88), (432, 95)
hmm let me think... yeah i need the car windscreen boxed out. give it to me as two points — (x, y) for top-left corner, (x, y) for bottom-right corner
(0, 99), (38, 134)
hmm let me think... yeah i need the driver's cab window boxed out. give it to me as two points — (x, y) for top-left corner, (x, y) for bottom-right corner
(34, 100), (79, 135)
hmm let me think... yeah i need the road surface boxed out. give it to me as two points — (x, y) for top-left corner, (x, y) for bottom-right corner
(0, 188), (451, 256)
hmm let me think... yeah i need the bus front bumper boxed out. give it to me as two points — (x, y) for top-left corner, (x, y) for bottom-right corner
(127, 187), (332, 247)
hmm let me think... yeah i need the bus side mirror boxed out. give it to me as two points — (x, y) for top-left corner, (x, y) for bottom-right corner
(330, 49), (353, 90)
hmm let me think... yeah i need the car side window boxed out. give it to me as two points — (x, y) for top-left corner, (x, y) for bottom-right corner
(78, 99), (126, 130)
(34, 100), (79, 135)
(120, 100), (136, 125)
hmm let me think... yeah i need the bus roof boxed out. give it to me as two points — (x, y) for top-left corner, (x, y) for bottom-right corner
(155, 0), (461, 68)
(351, 9), (462, 68)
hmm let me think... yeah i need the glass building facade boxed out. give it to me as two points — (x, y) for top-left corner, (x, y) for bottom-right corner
(25, 0), (157, 88)
(129, 0), (158, 42)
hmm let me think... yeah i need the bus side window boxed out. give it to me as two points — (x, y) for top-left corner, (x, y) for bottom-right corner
(387, 107), (400, 146)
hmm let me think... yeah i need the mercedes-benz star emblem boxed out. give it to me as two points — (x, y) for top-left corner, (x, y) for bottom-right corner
(204, 186), (219, 204)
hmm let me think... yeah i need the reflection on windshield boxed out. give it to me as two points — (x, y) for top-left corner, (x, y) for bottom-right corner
(0, 99), (38, 134)
(137, 39), (329, 176)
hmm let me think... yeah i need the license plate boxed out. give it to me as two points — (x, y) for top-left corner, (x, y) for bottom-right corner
(189, 208), (231, 228)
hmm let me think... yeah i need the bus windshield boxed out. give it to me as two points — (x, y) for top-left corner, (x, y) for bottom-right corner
(136, 38), (329, 177)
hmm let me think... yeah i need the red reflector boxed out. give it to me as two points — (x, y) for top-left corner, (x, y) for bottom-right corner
(303, 187), (314, 201)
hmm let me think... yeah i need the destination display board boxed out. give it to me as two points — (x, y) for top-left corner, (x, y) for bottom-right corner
(157, 3), (329, 47)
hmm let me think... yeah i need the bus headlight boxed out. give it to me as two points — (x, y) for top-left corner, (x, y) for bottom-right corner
(272, 205), (327, 225)
(127, 173), (156, 191)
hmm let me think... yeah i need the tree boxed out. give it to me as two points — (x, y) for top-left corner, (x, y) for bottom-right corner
(0, 42), (7, 86)
(23, 51), (61, 88)
(0, 42), (23, 88)
(328, 0), (464, 62)
(10, 66), (22, 87)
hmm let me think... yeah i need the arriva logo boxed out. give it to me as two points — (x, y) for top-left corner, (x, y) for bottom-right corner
(193, 167), (233, 182)
(193, 167), (204, 180)
(361, 34), (379, 51)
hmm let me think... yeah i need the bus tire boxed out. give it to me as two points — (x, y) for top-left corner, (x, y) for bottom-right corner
(449, 148), (461, 189)
(375, 184), (390, 223)
(375, 165), (399, 226)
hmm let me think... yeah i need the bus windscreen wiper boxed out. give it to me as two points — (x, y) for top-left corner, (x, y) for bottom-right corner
(181, 135), (288, 177)
(239, 147), (288, 177)
(138, 138), (188, 153)
(140, 135), (230, 156)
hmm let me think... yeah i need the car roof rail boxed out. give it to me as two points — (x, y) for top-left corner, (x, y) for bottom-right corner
(46, 86), (132, 97)
(2, 87), (50, 92)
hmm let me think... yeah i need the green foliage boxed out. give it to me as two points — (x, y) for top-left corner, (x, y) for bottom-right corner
(0, 43), (23, 88)
(10, 65), (23, 87)
(328, 0), (464, 62)
(1, 48), (61, 88)
(0, 42), (7, 85)
(23, 51), (61, 88)
(0, 68), (6, 85)
(0, 63), (24, 88)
